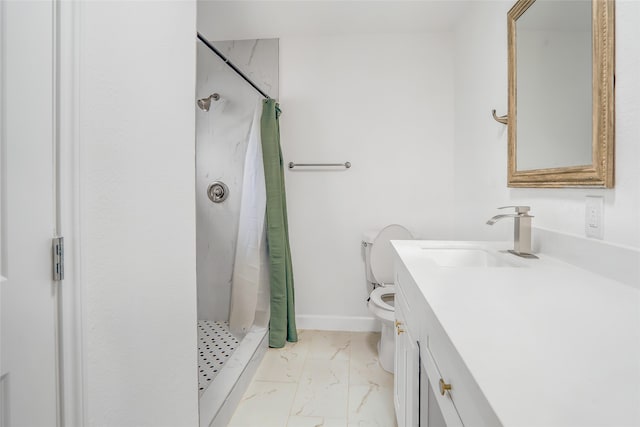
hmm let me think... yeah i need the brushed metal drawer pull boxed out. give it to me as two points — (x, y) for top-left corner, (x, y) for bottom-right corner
(439, 378), (452, 395)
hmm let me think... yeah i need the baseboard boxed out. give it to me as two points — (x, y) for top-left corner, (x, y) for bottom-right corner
(295, 315), (381, 332)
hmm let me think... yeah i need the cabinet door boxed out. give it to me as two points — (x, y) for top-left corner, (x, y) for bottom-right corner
(422, 346), (464, 427)
(394, 299), (408, 426)
(405, 333), (419, 427)
(394, 287), (419, 427)
(420, 356), (450, 427)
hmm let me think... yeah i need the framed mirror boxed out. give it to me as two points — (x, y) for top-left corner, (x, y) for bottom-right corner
(507, 0), (615, 188)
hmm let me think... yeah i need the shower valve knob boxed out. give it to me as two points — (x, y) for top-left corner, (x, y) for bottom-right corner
(207, 181), (229, 203)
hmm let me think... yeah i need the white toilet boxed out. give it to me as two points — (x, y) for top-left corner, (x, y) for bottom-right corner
(363, 224), (413, 373)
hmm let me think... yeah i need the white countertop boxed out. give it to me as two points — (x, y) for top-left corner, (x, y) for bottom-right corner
(392, 240), (640, 427)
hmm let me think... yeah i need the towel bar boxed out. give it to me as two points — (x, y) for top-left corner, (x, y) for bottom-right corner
(288, 162), (351, 169)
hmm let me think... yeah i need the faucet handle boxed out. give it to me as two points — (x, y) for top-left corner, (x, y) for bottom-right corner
(498, 205), (531, 214)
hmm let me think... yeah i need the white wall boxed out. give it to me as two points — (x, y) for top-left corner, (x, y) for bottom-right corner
(279, 33), (455, 329)
(453, 0), (640, 251)
(79, 2), (199, 425)
(196, 39), (278, 321)
(197, 1), (465, 41)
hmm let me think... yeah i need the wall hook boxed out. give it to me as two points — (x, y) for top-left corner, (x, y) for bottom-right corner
(491, 109), (508, 125)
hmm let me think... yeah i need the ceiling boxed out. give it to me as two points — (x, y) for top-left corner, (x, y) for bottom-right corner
(197, 1), (469, 41)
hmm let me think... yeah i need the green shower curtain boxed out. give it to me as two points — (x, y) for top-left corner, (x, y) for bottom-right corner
(261, 99), (298, 348)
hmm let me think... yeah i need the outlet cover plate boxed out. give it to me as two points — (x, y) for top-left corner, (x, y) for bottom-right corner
(585, 196), (604, 239)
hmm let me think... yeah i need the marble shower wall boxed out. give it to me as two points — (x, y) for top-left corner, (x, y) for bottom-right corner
(196, 39), (279, 321)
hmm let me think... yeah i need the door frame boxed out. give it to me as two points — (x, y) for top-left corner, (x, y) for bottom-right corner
(56, 1), (86, 425)
(0, 0), (84, 424)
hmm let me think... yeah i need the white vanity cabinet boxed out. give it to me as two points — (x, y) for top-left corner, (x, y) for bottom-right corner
(394, 261), (500, 427)
(392, 240), (640, 427)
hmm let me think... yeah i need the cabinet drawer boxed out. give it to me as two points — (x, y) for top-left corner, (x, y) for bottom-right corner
(423, 345), (464, 427)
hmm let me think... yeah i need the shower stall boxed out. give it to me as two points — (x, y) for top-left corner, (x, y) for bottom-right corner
(195, 36), (279, 427)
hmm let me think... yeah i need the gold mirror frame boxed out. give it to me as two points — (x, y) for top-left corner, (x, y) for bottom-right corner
(507, 0), (615, 188)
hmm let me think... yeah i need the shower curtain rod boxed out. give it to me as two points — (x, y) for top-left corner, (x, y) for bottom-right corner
(197, 32), (271, 100)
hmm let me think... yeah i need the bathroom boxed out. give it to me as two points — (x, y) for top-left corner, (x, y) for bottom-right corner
(0, 0), (638, 426)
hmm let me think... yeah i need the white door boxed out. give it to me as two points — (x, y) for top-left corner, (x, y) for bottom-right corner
(0, 0), (60, 425)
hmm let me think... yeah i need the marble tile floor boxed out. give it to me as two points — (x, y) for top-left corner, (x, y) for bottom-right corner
(228, 330), (398, 427)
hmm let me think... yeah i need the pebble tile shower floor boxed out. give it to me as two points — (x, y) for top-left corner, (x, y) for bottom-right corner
(198, 320), (240, 395)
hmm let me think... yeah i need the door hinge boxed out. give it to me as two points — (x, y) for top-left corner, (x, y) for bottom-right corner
(53, 236), (64, 281)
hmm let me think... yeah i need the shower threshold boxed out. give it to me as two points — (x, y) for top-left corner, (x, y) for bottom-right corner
(198, 321), (268, 427)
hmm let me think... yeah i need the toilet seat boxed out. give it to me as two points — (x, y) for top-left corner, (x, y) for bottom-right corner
(368, 286), (396, 323)
(370, 286), (395, 312)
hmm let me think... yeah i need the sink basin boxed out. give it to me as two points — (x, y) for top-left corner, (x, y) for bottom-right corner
(420, 247), (522, 268)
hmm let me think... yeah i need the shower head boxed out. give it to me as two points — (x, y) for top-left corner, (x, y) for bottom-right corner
(197, 93), (220, 112)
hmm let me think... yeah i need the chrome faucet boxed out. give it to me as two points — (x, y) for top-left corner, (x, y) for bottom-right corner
(487, 206), (538, 258)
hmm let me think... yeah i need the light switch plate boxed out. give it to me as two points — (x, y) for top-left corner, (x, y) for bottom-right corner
(585, 196), (604, 239)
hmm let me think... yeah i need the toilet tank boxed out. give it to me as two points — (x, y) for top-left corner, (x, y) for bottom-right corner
(362, 230), (378, 285)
